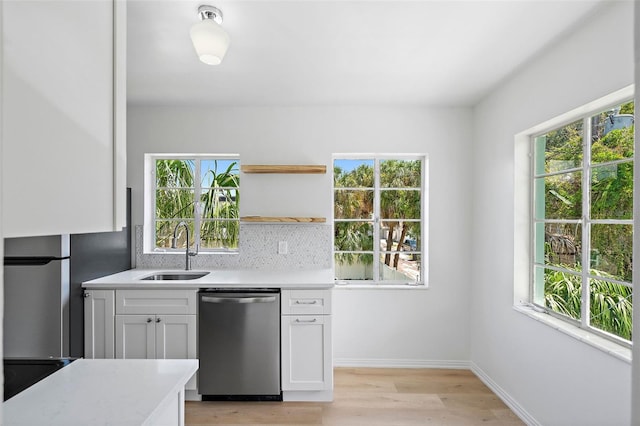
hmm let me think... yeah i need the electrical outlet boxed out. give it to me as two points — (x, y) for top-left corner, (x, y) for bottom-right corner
(278, 241), (288, 255)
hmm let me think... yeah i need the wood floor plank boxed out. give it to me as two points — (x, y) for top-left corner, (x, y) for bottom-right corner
(185, 368), (524, 426)
(439, 393), (510, 411)
(329, 391), (445, 410)
(185, 402), (323, 425)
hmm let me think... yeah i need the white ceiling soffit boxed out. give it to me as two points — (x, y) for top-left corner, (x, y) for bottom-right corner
(127, 0), (606, 107)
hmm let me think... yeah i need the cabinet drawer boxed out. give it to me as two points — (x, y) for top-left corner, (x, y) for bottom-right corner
(116, 290), (197, 315)
(281, 289), (332, 315)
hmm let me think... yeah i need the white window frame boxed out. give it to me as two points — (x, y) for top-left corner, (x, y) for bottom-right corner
(514, 85), (634, 351)
(143, 153), (240, 254)
(332, 153), (428, 288)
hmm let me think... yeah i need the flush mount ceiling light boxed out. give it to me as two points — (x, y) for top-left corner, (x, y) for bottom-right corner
(190, 5), (230, 65)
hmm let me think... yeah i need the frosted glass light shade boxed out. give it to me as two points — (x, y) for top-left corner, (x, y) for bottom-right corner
(190, 19), (230, 65)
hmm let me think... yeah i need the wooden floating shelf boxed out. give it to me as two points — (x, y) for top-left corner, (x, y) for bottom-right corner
(241, 216), (326, 223)
(241, 165), (327, 174)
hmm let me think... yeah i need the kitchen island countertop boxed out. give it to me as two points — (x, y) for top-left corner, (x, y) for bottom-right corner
(82, 268), (335, 289)
(3, 359), (198, 426)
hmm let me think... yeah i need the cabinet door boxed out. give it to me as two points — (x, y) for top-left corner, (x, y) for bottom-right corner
(281, 315), (332, 391)
(155, 315), (196, 360)
(115, 315), (155, 359)
(156, 315), (198, 391)
(1, 0), (126, 237)
(84, 290), (115, 359)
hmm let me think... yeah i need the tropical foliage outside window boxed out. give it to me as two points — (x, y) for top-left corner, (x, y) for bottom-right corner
(532, 100), (634, 343)
(334, 156), (425, 285)
(153, 156), (240, 251)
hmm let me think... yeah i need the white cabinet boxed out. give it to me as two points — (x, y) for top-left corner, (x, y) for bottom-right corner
(84, 289), (197, 390)
(115, 289), (197, 315)
(115, 314), (196, 360)
(282, 289), (332, 315)
(84, 290), (115, 359)
(114, 289), (198, 390)
(281, 289), (333, 401)
(1, 0), (127, 237)
(115, 314), (155, 359)
(281, 315), (332, 390)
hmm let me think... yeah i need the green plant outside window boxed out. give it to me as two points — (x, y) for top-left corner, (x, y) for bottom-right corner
(155, 157), (240, 251)
(532, 101), (634, 342)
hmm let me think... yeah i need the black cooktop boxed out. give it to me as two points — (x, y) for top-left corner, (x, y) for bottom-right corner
(3, 358), (77, 401)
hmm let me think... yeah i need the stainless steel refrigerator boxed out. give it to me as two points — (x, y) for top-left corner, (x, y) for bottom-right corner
(3, 189), (131, 358)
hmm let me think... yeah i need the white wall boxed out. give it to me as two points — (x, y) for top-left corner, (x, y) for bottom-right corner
(471, 2), (633, 425)
(128, 106), (473, 365)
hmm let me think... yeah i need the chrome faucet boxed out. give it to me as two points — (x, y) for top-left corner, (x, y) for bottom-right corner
(171, 221), (198, 270)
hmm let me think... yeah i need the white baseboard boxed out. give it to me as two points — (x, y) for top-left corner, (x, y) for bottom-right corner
(470, 362), (539, 426)
(333, 358), (470, 369)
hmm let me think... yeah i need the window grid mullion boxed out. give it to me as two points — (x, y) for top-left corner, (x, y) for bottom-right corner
(589, 219), (634, 225)
(533, 218), (581, 224)
(529, 141), (536, 303)
(373, 158), (381, 283)
(534, 165), (583, 179)
(193, 159), (202, 249)
(380, 187), (421, 191)
(580, 116), (591, 331)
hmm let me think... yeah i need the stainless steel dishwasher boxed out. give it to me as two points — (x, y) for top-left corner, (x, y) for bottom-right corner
(198, 289), (281, 401)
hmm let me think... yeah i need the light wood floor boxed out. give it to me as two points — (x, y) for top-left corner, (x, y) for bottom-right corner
(185, 368), (524, 425)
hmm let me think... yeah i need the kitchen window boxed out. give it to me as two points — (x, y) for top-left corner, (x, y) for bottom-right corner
(333, 155), (426, 286)
(531, 98), (634, 345)
(145, 154), (240, 253)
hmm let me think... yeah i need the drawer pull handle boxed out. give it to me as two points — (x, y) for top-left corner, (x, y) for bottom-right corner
(295, 300), (318, 305)
(295, 318), (317, 323)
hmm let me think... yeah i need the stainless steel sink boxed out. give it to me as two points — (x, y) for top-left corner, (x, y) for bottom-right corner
(140, 272), (209, 281)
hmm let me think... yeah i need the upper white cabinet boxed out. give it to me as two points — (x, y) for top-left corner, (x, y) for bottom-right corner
(1, 0), (127, 237)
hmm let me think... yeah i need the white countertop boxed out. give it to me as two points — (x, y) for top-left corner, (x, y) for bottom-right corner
(3, 359), (198, 426)
(82, 268), (335, 289)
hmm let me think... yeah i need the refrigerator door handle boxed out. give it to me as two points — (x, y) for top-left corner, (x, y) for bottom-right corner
(4, 256), (71, 266)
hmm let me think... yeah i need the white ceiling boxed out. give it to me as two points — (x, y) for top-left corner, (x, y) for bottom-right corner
(127, 0), (606, 107)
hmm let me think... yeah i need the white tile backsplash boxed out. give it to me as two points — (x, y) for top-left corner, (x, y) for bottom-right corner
(135, 223), (332, 270)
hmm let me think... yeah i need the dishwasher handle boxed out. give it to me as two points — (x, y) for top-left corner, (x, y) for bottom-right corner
(201, 295), (277, 304)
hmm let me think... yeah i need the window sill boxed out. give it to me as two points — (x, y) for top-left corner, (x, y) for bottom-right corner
(513, 304), (631, 364)
(334, 281), (428, 290)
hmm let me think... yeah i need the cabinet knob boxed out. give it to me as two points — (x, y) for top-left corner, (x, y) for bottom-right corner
(83, 292), (90, 298)
(147, 318), (153, 323)
(156, 318), (161, 323)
